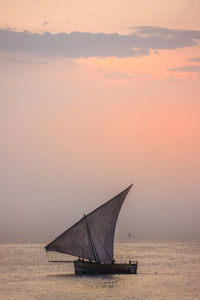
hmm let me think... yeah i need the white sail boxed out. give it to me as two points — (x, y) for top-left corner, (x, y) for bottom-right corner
(45, 184), (133, 263)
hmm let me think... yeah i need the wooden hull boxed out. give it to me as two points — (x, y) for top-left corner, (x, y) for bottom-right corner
(74, 260), (138, 275)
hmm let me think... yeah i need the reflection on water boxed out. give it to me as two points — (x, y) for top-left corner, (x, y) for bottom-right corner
(47, 272), (120, 291)
(0, 238), (200, 299)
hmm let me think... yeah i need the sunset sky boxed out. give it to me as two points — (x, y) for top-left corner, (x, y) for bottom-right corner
(1, 0), (200, 238)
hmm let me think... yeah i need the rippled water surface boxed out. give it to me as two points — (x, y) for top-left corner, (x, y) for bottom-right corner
(0, 238), (200, 299)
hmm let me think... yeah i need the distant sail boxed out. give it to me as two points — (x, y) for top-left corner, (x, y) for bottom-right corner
(45, 184), (133, 263)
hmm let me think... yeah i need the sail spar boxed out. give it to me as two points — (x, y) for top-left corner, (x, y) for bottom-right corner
(45, 184), (133, 263)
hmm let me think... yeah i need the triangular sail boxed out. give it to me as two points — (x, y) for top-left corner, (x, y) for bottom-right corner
(45, 184), (133, 263)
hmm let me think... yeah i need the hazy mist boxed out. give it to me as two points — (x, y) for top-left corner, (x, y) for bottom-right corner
(1, 92), (200, 239)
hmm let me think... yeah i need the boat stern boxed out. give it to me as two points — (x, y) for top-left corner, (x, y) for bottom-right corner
(129, 261), (138, 274)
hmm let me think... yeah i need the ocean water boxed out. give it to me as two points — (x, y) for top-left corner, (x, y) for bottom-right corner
(0, 238), (200, 300)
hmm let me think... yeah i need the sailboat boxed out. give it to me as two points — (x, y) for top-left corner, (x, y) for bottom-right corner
(45, 184), (138, 275)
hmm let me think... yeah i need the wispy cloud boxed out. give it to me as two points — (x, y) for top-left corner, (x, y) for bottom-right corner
(188, 0), (200, 5)
(187, 57), (200, 62)
(169, 65), (200, 72)
(131, 26), (200, 49)
(0, 26), (200, 59)
(98, 71), (136, 79)
(0, 54), (49, 64)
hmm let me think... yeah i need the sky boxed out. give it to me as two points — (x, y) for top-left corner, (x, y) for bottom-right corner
(1, 0), (200, 239)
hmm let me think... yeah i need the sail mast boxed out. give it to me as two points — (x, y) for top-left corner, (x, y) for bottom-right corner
(83, 214), (100, 262)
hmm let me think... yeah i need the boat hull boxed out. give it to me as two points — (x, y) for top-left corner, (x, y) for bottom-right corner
(74, 260), (138, 275)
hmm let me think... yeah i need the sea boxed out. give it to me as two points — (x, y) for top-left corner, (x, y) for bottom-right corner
(0, 238), (200, 300)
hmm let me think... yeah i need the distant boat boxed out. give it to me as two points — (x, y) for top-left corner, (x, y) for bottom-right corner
(128, 232), (132, 238)
(45, 184), (138, 275)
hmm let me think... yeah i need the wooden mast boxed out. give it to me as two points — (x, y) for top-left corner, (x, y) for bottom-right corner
(83, 214), (100, 262)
